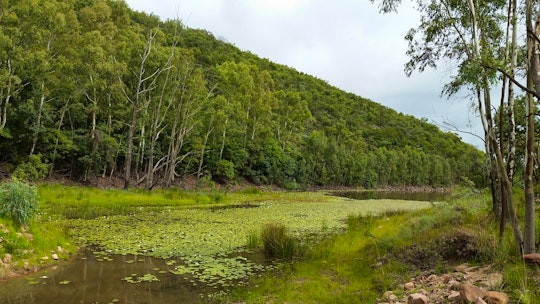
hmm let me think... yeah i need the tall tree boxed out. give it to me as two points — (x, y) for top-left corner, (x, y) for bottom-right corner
(371, 0), (528, 251)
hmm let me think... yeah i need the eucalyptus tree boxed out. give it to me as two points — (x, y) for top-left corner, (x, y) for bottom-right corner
(162, 57), (211, 188)
(7, 0), (79, 157)
(273, 90), (312, 151)
(215, 61), (254, 167)
(76, 0), (128, 180)
(120, 28), (164, 189)
(0, 2), (22, 137)
(371, 0), (530, 251)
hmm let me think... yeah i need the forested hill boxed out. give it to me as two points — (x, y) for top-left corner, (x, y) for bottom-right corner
(0, 0), (485, 189)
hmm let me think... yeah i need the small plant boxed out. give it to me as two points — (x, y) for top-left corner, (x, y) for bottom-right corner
(260, 222), (298, 260)
(246, 229), (260, 250)
(0, 179), (39, 226)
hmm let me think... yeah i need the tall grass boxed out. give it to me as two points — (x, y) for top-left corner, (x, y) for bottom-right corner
(260, 222), (299, 260)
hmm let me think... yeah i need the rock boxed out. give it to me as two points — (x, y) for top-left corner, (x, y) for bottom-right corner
(23, 232), (33, 242)
(475, 298), (487, 304)
(3, 253), (12, 264)
(478, 273), (503, 289)
(484, 291), (509, 304)
(52, 253), (59, 260)
(465, 266), (480, 273)
(0, 224), (9, 233)
(442, 274), (453, 284)
(407, 293), (428, 304)
(427, 274), (438, 281)
(523, 253), (540, 266)
(454, 264), (469, 273)
(448, 290), (461, 301)
(460, 284), (485, 302)
(447, 279), (461, 290)
(383, 291), (398, 302)
(404, 282), (415, 290)
(57, 246), (64, 253)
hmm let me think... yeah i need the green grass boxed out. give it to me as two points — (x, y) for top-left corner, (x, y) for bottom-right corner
(225, 189), (540, 303)
(38, 184), (231, 219)
(0, 216), (76, 277)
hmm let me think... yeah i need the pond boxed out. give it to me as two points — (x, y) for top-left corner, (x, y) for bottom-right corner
(0, 192), (435, 304)
(332, 190), (451, 202)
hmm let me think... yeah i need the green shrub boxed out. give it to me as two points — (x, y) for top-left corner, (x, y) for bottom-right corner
(0, 179), (39, 226)
(12, 154), (49, 181)
(216, 160), (235, 180)
(260, 222), (298, 260)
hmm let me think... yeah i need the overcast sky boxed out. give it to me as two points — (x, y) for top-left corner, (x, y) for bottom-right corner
(124, 0), (484, 149)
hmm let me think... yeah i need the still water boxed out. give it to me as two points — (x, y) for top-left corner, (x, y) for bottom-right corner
(0, 250), (212, 304)
(332, 190), (450, 202)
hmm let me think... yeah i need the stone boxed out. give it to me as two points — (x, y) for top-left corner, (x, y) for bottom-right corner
(447, 280), (461, 291)
(465, 266), (480, 273)
(475, 298), (487, 304)
(454, 264), (469, 273)
(460, 284), (485, 302)
(0, 224), (9, 234)
(442, 274), (453, 284)
(57, 246), (64, 253)
(404, 282), (415, 290)
(478, 273), (503, 289)
(407, 293), (428, 304)
(23, 232), (33, 242)
(52, 253), (59, 260)
(3, 253), (12, 264)
(447, 290), (461, 301)
(523, 253), (540, 266)
(383, 291), (398, 302)
(484, 291), (509, 304)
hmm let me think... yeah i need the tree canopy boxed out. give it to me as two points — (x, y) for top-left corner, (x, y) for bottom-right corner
(0, 0), (485, 189)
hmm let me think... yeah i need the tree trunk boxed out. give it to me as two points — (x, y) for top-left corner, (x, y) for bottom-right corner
(123, 30), (159, 190)
(523, 1), (539, 253)
(30, 81), (46, 156)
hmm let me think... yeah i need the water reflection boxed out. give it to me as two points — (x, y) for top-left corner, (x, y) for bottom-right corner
(0, 250), (217, 304)
(332, 190), (450, 202)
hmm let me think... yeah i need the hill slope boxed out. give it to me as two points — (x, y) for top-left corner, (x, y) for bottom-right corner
(0, 0), (484, 188)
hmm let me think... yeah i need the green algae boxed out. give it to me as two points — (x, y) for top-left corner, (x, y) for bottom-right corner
(64, 193), (430, 290)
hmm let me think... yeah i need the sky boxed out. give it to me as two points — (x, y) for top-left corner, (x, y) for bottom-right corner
(124, 0), (485, 149)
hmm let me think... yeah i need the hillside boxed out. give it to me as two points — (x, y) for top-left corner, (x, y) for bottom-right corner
(0, 0), (485, 189)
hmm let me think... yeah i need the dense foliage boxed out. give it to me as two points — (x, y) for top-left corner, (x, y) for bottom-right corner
(0, 0), (484, 188)
(0, 179), (39, 226)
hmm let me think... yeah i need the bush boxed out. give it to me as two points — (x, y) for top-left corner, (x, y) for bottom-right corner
(260, 222), (298, 260)
(0, 179), (39, 226)
(12, 154), (49, 181)
(216, 160), (235, 180)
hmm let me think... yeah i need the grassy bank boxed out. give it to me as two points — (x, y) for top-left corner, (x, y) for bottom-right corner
(225, 189), (539, 303)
